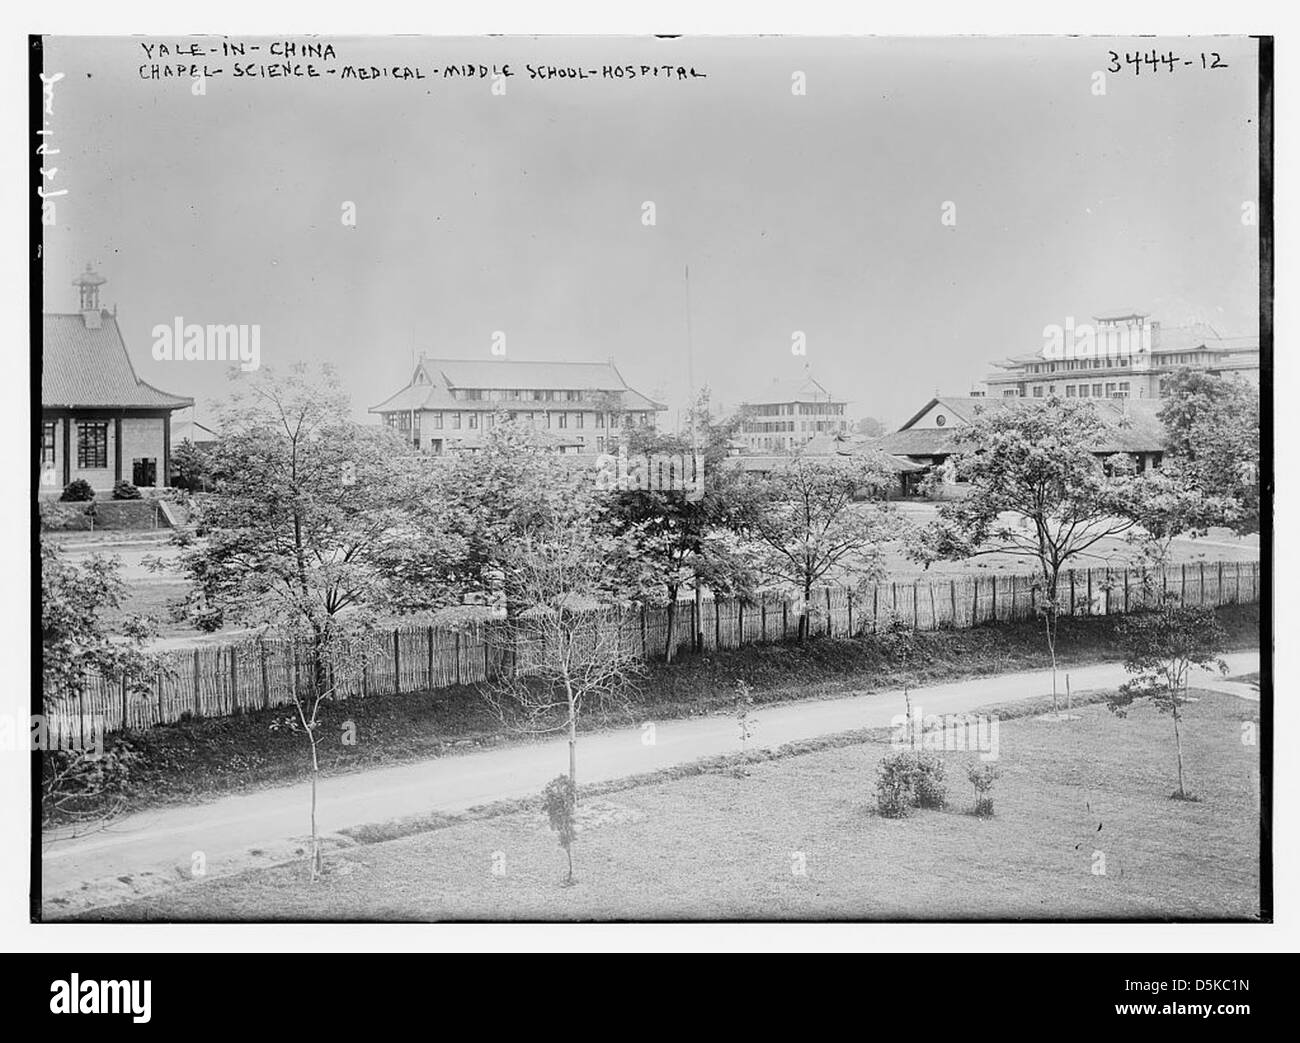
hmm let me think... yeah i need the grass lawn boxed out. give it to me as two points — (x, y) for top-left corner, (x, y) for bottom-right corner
(88, 688), (1261, 921)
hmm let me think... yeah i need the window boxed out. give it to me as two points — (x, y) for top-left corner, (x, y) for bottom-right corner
(597, 413), (606, 428)
(41, 422), (56, 464)
(77, 422), (108, 470)
(557, 413), (567, 429)
(468, 414), (478, 429)
(431, 412), (443, 430)
(1117, 382), (1130, 397)
(576, 412), (585, 429)
(1105, 383), (1116, 397)
(451, 413), (462, 430)
(1032, 386), (1044, 398)
(1066, 385), (1077, 397)
(1079, 385), (1090, 398)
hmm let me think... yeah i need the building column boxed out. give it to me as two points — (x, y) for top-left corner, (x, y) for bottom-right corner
(62, 418), (71, 487)
(163, 416), (172, 487)
(114, 417), (123, 482)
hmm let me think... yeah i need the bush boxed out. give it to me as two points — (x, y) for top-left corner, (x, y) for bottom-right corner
(112, 479), (142, 500)
(874, 749), (948, 817)
(967, 762), (1000, 818)
(60, 479), (95, 502)
(39, 499), (85, 531)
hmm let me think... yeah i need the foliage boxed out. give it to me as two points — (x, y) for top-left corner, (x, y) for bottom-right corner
(41, 537), (156, 706)
(60, 479), (94, 502)
(42, 743), (143, 826)
(874, 749), (947, 817)
(166, 363), (457, 644)
(966, 762), (1000, 818)
(1108, 596), (1228, 798)
(542, 773), (578, 883)
(917, 398), (1144, 708)
(739, 454), (908, 641)
(40, 499), (85, 531)
(170, 438), (214, 492)
(1157, 370), (1260, 535)
(111, 479), (141, 500)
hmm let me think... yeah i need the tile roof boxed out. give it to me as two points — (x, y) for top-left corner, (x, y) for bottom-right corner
(742, 374), (843, 405)
(371, 357), (667, 413)
(880, 396), (1167, 459)
(42, 313), (192, 410)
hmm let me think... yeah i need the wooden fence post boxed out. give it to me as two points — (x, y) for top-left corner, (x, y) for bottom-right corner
(193, 648), (202, 718)
(1181, 563), (1187, 603)
(972, 577), (979, 623)
(1123, 570), (1129, 614)
(912, 583), (919, 627)
(928, 583), (937, 631)
(826, 588), (833, 637)
(454, 631), (461, 686)
(847, 590), (853, 636)
(1069, 570), (1076, 616)
(230, 646), (239, 715)
(991, 576), (997, 621)
(1086, 569), (1093, 614)
(782, 600), (788, 640)
(121, 675), (128, 732)
(950, 580), (957, 625)
(641, 604), (648, 658)
(393, 630), (402, 694)
(762, 598), (768, 642)
(715, 599), (721, 650)
(427, 626), (435, 687)
(1217, 562), (1224, 606)
(260, 641), (270, 710)
(1199, 562), (1206, 605)
(739, 600), (746, 644)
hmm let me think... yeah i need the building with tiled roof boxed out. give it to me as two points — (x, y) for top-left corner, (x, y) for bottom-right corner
(876, 395), (1168, 474)
(736, 370), (849, 453)
(984, 313), (1260, 400)
(369, 355), (666, 455)
(40, 266), (193, 494)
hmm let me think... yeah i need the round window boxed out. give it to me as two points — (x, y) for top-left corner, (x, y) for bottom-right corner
(935, 414), (947, 427)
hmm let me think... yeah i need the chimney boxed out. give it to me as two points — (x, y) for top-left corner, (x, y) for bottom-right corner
(73, 263), (106, 330)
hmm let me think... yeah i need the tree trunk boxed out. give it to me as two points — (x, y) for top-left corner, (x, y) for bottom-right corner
(309, 736), (322, 879)
(664, 596), (678, 664)
(1171, 689), (1187, 798)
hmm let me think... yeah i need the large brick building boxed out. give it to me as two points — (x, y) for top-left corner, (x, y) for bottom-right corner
(370, 356), (665, 455)
(40, 267), (192, 495)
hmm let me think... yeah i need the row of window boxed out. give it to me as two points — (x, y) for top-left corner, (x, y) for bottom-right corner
(748, 402), (845, 417)
(385, 410), (652, 434)
(1028, 357), (1133, 375)
(1012, 382), (1131, 399)
(41, 420), (110, 470)
(443, 388), (612, 404)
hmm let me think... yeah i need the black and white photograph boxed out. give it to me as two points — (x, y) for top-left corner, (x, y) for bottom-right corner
(7, 3), (1287, 972)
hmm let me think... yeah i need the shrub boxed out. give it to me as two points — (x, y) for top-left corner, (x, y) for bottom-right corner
(875, 752), (915, 818)
(874, 749), (947, 817)
(112, 479), (142, 500)
(966, 762), (1001, 818)
(60, 479), (94, 502)
(39, 499), (84, 531)
(911, 750), (948, 809)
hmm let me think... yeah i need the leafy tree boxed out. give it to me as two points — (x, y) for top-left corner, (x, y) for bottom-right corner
(1107, 599), (1227, 800)
(740, 455), (906, 641)
(481, 478), (647, 794)
(41, 538), (156, 824)
(111, 480), (141, 501)
(1158, 370), (1260, 535)
(167, 364), (455, 683)
(610, 389), (756, 660)
(170, 438), (214, 492)
(918, 398), (1142, 711)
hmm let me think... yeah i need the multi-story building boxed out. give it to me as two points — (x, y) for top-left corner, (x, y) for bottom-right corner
(737, 373), (849, 453)
(985, 313), (1259, 400)
(40, 266), (192, 495)
(369, 356), (666, 455)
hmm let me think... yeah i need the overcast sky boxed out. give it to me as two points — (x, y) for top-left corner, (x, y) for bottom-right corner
(41, 35), (1261, 429)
